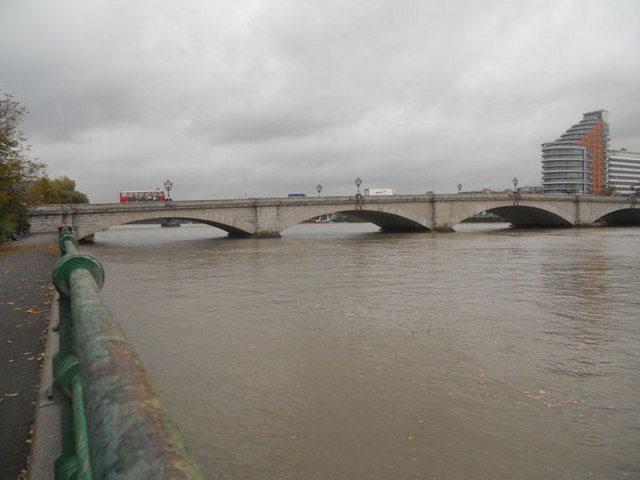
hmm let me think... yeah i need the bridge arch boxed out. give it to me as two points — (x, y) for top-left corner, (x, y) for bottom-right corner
(278, 203), (431, 233)
(484, 206), (573, 228)
(73, 210), (254, 240)
(596, 207), (640, 225)
(446, 199), (575, 228)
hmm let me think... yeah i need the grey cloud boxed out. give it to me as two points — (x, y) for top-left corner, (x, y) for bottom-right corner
(1, 0), (639, 202)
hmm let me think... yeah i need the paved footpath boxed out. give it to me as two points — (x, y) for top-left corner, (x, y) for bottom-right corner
(0, 234), (59, 480)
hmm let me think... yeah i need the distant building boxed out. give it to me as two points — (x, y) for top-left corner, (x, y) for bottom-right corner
(608, 149), (640, 195)
(541, 110), (610, 195)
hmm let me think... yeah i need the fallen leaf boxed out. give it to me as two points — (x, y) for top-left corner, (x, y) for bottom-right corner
(26, 308), (39, 314)
(4, 393), (19, 397)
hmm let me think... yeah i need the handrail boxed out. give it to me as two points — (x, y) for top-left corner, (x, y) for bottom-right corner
(52, 226), (204, 479)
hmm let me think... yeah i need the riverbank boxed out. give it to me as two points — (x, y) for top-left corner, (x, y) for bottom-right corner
(0, 234), (58, 479)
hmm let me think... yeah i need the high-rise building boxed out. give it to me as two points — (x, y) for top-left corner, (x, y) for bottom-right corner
(608, 149), (640, 195)
(541, 110), (610, 195)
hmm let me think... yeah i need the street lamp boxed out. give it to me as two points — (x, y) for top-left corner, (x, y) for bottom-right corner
(512, 177), (520, 206)
(457, 183), (462, 193)
(354, 177), (363, 210)
(316, 184), (323, 197)
(164, 179), (173, 200)
(631, 183), (638, 208)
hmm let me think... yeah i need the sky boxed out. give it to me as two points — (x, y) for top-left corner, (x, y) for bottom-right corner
(2, 0), (640, 203)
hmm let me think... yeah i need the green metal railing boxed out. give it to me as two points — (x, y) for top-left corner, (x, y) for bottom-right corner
(52, 227), (204, 479)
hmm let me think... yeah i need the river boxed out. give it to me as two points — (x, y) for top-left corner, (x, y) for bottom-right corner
(83, 222), (640, 479)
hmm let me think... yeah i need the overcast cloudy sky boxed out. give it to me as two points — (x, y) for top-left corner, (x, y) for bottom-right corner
(2, 0), (639, 202)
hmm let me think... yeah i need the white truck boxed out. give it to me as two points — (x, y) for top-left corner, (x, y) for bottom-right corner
(363, 188), (396, 196)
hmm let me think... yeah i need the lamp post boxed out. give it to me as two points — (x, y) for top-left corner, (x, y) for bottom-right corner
(316, 184), (323, 197)
(512, 177), (520, 206)
(163, 179), (173, 201)
(354, 177), (363, 210)
(457, 183), (462, 193)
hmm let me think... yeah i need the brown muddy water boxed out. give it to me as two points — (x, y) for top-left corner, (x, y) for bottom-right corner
(83, 222), (640, 479)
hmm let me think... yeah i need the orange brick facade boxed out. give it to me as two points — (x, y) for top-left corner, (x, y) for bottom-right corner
(578, 121), (606, 196)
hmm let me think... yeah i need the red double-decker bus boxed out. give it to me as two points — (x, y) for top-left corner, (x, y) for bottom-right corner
(119, 190), (166, 203)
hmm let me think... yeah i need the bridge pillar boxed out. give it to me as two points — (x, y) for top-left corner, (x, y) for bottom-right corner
(253, 231), (281, 238)
(254, 205), (281, 238)
(431, 198), (455, 231)
(573, 196), (600, 227)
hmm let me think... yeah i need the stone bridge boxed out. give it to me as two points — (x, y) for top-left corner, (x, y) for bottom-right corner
(28, 193), (640, 240)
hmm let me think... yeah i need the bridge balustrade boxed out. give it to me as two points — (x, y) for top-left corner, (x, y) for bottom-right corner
(52, 227), (204, 479)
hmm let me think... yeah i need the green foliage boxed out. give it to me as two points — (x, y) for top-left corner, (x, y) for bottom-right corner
(1, 93), (89, 240)
(24, 175), (90, 206)
(0, 92), (45, 240)
(26, 177), (61, 205)
(52, 176), (89, 204)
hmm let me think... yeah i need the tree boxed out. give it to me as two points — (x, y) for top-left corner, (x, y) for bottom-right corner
(52, 176), (89, 204)
(25, 177), (61, 205)
(0, 92), (45, 240)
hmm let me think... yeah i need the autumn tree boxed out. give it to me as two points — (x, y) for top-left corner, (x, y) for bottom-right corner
(52, 176), (89, 204)
(25, 177), (61, 205)
(0, 92), (45, 240)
